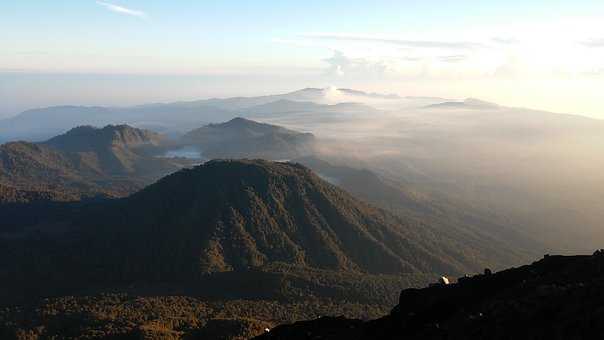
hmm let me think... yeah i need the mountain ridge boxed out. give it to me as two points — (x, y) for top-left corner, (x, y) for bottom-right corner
(257, 251), (604, 339)
(181, 118), (315, 160)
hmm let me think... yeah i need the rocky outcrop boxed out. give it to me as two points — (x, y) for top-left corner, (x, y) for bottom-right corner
(257, 251), (604, 339)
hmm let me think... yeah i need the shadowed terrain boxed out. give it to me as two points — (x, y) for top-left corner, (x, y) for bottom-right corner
(257, 251), (604, 340)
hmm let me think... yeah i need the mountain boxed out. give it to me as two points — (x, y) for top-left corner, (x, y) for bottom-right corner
(0, 183), (78, 204)
(0, 160), (557, 339)
(0, 141), (112, 198)
(0, 88), (396, 142)
(201, 88), (368, 110)
(0, 159), (517, 338)
(338, 88), (402, 100)
(0, 104), (233, 142)
(45, 124), (162, 151)
(245, 100), (380, 117)
(181, 118), (316, 159)
(292, 156), (427, 212)
(43, 124), (172, 176)
(246, 100), (327, 115)
(0, 125), (188, 203)
(424, 98), (500, 110)
(48, 159), (495, 279)
(293, 156), (540, 267)
(258, 251), (604, 339)
(0, 106), (114, 142)
(1, 160), (519, 296)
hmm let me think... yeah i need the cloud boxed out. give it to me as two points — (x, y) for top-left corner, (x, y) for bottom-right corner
(439, 55), (468, 63)
(582, 68), (604, 76)
(582, 38), (604, 47)
(323, 51), (389, 77)
(302, 33), (484, 50)
(96, 1), (148, 19)
(491, 37), (518, 44)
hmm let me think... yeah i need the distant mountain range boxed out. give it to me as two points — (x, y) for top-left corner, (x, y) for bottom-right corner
(0, 88), (446, 142)
(0, 118), (317, 206)
(2, 87), (602, 339)
(424, 98), (500, 110)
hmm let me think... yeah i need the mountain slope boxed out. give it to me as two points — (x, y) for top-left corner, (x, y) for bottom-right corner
(293, 157), (541, 266)
(181, 118), (315, 159)
(0, 183), (78, 204)
(44, 124), (171, 176)
(0, 160), (551, 339)
(1, 160), (512, 288)
(0, 125), (187, 202)
(258, 252), (604, 340)
(70, 159), (488, 279)
(0, 141), (108, 197)
(45, 124), (162, 151)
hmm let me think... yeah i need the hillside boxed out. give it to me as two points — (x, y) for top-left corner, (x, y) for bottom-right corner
(45, 124), (162, 151)
(181, 118), (315, 159)
(1, 160), (535, 280)
(0, 183), (79, 204)
(293, 156), (541, 267)
(258, 251), (604, 339)
(2, 160), (530, 288)
(0, 160), (563, 339)
(0, 125), (186, 198)
(0, 159), (532, 339)
(0, 141), (111, 197)
(43, 124), (174, 176)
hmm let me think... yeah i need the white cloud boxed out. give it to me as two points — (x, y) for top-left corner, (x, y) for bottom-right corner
(96, 1), (148, 19)
(491, 37), (518, 45)
(439, 55), (468, 63)
(582, 38), (604, 47)
(323, 51), (390, 77)
(302, 33), (484, 50)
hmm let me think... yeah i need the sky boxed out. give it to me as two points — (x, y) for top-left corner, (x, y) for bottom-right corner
(1, 0), (604, 118)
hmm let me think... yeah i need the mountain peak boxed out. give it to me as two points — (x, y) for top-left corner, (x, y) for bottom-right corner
(182, 118), (315, 160)
(76, 158), (480, 279)
(45, 124), (162, 152)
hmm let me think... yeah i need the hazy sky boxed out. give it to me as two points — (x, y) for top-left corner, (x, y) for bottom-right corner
(1, 1), (604, 118)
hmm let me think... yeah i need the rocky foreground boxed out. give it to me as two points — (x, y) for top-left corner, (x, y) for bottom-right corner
(257, 251), (604, 339)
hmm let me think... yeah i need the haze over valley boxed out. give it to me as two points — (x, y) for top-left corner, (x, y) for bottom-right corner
(2, 1), (604, 339)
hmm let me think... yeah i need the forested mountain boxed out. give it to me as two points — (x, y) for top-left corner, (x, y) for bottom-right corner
(42, 124), (179, 178)
(0, 141), (115, 198)
(0, 159), (529, 339)
(181, 118), (315, 159)
(293, 156), (542, 266)
(0, 125), (187, 202)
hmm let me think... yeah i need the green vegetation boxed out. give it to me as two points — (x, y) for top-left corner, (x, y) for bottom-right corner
(0, 294), (387, 339)
(0, 159), (538, 339)
(181, 118), (315, 160)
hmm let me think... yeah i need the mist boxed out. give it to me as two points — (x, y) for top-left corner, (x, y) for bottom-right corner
(246, 91), (604, 254)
